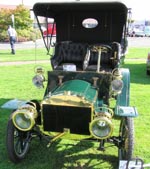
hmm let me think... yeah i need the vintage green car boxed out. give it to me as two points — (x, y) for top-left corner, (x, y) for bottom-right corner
(6, 0), (138, 165)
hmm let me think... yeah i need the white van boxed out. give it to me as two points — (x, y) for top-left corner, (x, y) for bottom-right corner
(144, 26), (150, 37)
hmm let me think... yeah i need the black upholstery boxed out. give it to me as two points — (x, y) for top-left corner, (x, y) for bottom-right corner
(51, 41), (121, 72)
(86, 42), (121, 71)
(111, 42), (121, 68)
(86, 49), (112, 71)
(51, 42), (88, 70)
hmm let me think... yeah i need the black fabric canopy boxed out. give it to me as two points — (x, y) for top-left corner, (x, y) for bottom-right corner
(33, 1), (128, 43)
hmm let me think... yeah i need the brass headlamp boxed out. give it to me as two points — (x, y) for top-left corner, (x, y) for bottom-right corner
(111, 68), (123, 94)
(12, 103), (38, 131)
(90, 107), (114, 139)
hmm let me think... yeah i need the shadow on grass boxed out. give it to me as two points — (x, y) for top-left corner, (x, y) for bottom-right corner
(20, 138), (118, 169)
(0, 100), (118, 169)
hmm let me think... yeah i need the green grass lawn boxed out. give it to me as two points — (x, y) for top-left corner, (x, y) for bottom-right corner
(126, 47), (150, 59)
(0, 47), (150, 169)
(0, 47), (54, 62)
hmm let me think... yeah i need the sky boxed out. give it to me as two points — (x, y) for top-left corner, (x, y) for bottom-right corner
(0, 0), (149, 20)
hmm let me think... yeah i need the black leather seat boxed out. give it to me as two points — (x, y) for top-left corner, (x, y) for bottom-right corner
(51, 42), (88, 71)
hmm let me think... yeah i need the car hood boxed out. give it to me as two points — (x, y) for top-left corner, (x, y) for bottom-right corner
(33, 1), (128, 44)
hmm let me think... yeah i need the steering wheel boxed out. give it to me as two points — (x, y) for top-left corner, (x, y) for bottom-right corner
(89, 44), (112, 72)
(90, 44), (112, 53)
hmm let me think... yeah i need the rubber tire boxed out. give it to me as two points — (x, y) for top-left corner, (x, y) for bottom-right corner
(146, 70), (150, 75)
(6, 119), (30, 163)
(118, 117), (134, 160)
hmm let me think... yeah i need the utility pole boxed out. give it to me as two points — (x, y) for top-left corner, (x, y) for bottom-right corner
(11, 14), (15, 28)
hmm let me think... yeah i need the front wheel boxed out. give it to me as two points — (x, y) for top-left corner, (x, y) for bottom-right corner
(118, 117), (134, 160)
(6, 119), (30, 163)
(146, 70), (150, 75)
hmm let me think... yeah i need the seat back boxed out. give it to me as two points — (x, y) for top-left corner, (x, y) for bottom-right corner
(89, 50), (112, 67)
(51, 42), (88, 70)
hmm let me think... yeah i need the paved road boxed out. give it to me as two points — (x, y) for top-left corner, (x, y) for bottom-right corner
(128, 37), (150, 47)
(0, 39), (45, 50)
(0, 37), (150, 50)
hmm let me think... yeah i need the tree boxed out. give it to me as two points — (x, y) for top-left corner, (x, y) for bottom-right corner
(13, 5), (33, 29)
(0, 5), (40, 42)
(0, 8), (12, 30)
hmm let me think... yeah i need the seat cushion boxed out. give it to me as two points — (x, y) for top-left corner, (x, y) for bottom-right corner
(51, 42), (88, 70)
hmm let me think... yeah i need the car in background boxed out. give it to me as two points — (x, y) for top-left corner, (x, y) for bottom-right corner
(43, 23), (56, 38)
(129, 28), (145, 37)
(144, 26), (150, 37)
(146, 52), (150, 75)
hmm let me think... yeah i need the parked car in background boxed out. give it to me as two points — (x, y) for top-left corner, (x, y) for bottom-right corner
(144, 26), (150, 37)
(43, 23), (56, 38)
(146, 52), (150, 75)
(129, 28), (145, 37)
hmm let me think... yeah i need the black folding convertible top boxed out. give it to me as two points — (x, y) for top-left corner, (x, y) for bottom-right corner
(33, 1), (128, 43)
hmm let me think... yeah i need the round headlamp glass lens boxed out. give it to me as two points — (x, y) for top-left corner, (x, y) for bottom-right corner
(32, 75), (44, 88)
(92, 120), (111, 138)
(111, 79), (123, 93)
(14, 113), (31, 130)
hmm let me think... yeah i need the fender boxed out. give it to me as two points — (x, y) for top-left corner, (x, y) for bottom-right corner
(115, 68), (138, 117)
(117, 68), (130, 106)
(1, 99), (27, 110)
